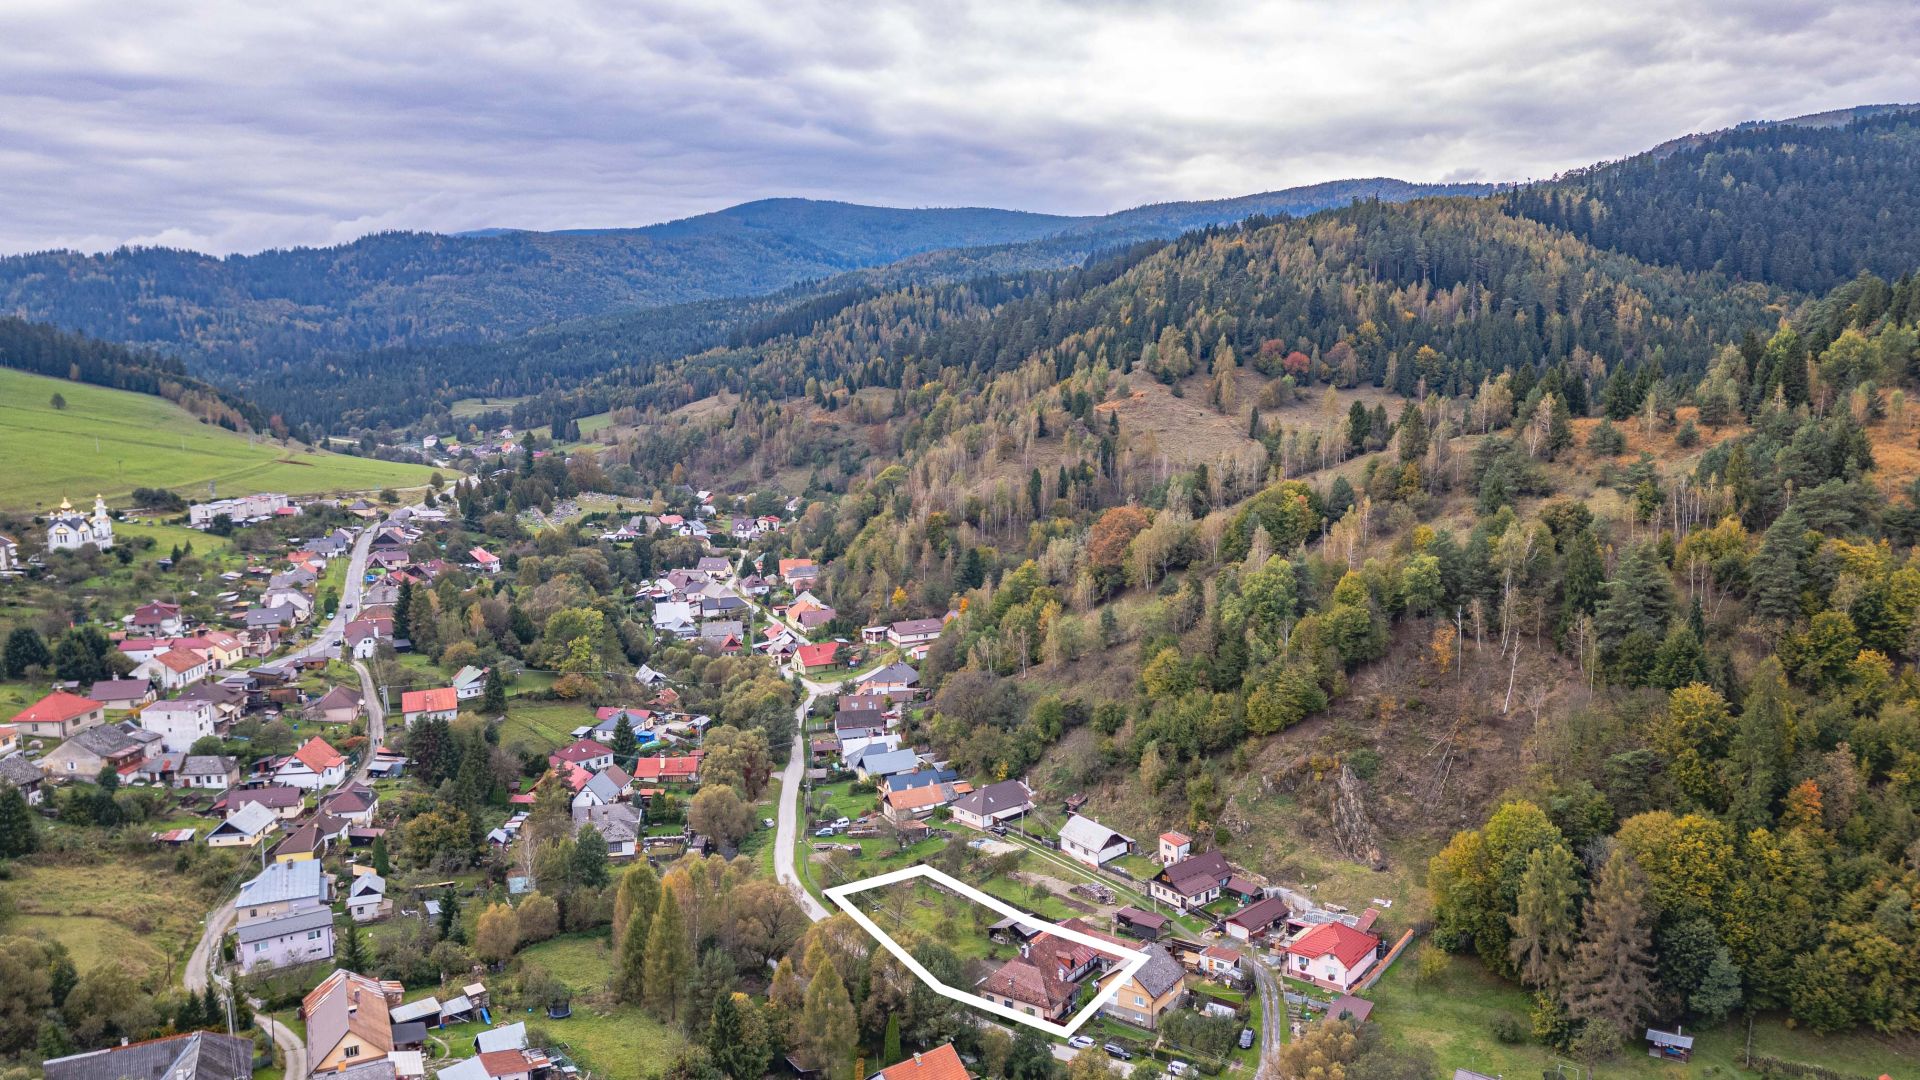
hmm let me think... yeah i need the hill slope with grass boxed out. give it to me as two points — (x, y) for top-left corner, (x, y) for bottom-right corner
(0, 367), (438, 509)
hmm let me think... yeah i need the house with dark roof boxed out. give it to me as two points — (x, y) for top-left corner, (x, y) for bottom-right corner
(39, 723), (144, 780)
(43, 1031), (254, 1080)
(181, 755), (240, 790)
(0, 754), (46, 805)
(89, 678), (156, 712)
(950, 778), (1033, 831)
(1100, 943), (1187, 1030)
(1149, 850), (1235, 912)
(857, 662), (920, 694)
(1115, 907), (1169, 941)
(1224, 895), (1291, 942)
(237, 906), (335, 972)
(307, 685), (364, 726)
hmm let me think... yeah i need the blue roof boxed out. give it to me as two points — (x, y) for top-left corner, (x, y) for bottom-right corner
(886, 768), (959, 792)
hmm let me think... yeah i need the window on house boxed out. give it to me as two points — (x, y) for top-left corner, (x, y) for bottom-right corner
(1134, 995), (1146, 1006)
(343, 1046), (360, 1059)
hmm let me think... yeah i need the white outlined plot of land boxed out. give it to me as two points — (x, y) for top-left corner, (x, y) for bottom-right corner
(824, 862), (1150, 1037)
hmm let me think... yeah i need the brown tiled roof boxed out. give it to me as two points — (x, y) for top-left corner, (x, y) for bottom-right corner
(979, 957), (1074, 1012)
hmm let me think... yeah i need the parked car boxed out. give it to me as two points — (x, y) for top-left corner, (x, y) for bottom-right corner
(1167, 1062), (1190, 1077)
(1238, 1028), (1254, 1050)
(1102, 1044), (1132, 1061)
(762, 818), (776, 828)
(1066, 1036), (1094, 1050)
(831, 816), (850, 828)
(814, 826), (836, 837)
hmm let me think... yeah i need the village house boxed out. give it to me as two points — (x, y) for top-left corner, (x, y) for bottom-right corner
(856, 662), (920, 697)
(575, 802), (643, 859)
(0, 724), (16, 757)
(852, 747), (920, 783)
(275, 736), (348, 789)
(550, 737), (615, 774)
(215, 784), (306, 819)
(129, 600), (187, 635)
(400, 687), (458, 727)
(979, 956), (1076, 1022)
(1149, 850), (1235, 912)
(881, 779), (971, 823)
(348, 872), (391, 922)
(1114, 907), (1170, 941)
(39, 723), (144, 780)
(1156, 831), (1192, 864)
(11, 691), (106, 740)
(630, 752), (701, 784)
(139, 697), (217, 753)
(950, 778), (1035, 831)
(180, 755), (241, 790)
(304, 969), (403, 1074)
(1224, 896), (1291, 941)
(1192, 944), (1243, 981)
(885, 617), (945, 650)
(792, 641), (842, 675)
(0, 754), (46, 805)
(869, 1044), (968, 1080)
(1057, 814), (1134, 868)
(776, 558), (816, 584)
(271, 819), (330, 863)
(651, 600), (698, 639)
(137, 646), (214, 690)
(468, 547), (501, 574)
(451, 665), (488, 700)
(43, 1031), (254, 1080)
(207, 801), (280, 847)
(1100, 942), (1188, 1030)
(306, 685), (365, 726)
(321, 781), (380, 825)
(237, 858), (331, 922)
(87, 678), (155, 712)
(1284, 922), (1382, 992)
(345, 620), (384, 659)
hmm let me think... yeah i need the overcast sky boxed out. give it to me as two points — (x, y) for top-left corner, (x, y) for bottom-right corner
(3, 0), (1917, 255)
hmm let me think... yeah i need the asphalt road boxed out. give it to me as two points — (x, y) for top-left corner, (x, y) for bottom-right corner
(258, 522), (375, 676)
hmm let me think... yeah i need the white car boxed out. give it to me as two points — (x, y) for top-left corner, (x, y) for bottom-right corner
(1167, 1062), (1190, 1077)
(1066, 1036), (1094, 1050)
(831, 816), (851, 828)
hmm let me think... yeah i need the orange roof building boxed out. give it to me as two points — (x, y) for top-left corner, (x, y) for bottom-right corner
(871, 1043), (969, 1080)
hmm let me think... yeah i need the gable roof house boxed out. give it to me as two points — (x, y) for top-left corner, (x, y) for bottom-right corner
(574, 802), (643, 859)
(1149, 850), (1235, 912)
(306, 685), (365, 726)
(304, 969), (403, 1074)
(792, 641), (842, 674)
(275, 736), (348, 790)
(869, 1044), (969, 1080)
(129, 600), (186, 635)
(451, 665), (489, 700)
(1223, 895), (1291, 942)
(886, 617), (946, 648)
(215, 784), (306, 819)
(348, 873), (391, 922)
(89, 678), (156, 712)
(180, 754), (241, 790)
(980, 956), (1077, 1022)
(549, 738), (615, 773)
(950, 779), (1034, 831)
(136, 646), (214, 690)
(630, 752), (701, 784)
(0, 754), (46, 805)
(345, 620), (384, 659)
(39, 723), (144, 781)
(321, 781), (380, 825)
(237, 852), (332, 923)
(1057, 814), (1135, 867)
(11, 691), (106, 740)
(651, 601), (698, 639)
(399, 687), (458, 727)
(1100, 943), (1187, 1030)
(1285, 922), (1383, 992)
(857, 662), (920, 695)
(43, 1031), (255, 1080)
(207, 800), (281, 847)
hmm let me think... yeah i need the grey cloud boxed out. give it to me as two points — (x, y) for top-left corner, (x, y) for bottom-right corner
(0, 0), (1917, 253)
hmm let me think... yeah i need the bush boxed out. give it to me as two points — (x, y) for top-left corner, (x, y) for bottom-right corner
(1489, 1011), (1526, 1044)
(1675, 419), (1700, 448)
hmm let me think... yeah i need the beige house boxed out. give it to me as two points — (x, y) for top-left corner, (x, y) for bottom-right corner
(10, 692), (106, 740)
(304, 969), (402, 1074)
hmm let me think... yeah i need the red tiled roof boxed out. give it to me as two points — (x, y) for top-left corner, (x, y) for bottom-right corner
(551, 738), (612, 764)
(1160, 831), (1191, 845)
(476, 1051), (533, 1077)
(795, 642), (840, 667)
(151, 647), (208, 673)
(1286, 922), (1380, 970)
(401, 687), (458, 713)
(12, 691), (102, 725)
(290, 736), (345, 773)
(979, 957), (1073, 1012)
(630, 754), (700, 781)
(872, 1043), (968, 1080)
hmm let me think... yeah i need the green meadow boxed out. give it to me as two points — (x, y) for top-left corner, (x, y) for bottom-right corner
(0, 367), (439, 509)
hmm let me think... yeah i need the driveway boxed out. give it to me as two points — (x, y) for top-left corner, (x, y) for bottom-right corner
(774, 683), (830, 922)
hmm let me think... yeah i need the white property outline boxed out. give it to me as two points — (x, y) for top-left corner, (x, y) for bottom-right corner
(824, 862), (1151, 1037)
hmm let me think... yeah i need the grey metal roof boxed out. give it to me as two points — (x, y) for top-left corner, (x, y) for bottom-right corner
(474, 1022), (527, 1053)
(183, 755), (238, 776)
(952, 778), (1031, 817)
(239, 859), (327, 905)
(44, 1031), (254, 1080)
(235, 906), (334, 945)
(854, 748), (919, 776)
(389, 997), (442, 1024)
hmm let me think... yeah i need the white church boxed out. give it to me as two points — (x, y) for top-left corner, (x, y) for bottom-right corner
(46, 495), (114, 552)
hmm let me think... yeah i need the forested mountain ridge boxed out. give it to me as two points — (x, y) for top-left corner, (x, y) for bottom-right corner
(0, 180), (1491, 374)
(1507, 108), (1920, 293)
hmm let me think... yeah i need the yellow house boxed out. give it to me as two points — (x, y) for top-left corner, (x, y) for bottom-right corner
(304, 970), (400, 1074)
(1101, 944), (1187, 1030)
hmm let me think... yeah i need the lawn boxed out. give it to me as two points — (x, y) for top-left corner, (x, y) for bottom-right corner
(1, 854), (219, 981)
(1364, 951), (1911, 1078)
(0, 367), (439, 509)
(849, 879), (1019, 962)
(515, 933), (689, 1080)
(496, 701), (592, 752)
(115, 519), (234, 564)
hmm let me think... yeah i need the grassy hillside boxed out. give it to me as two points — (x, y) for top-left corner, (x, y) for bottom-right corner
(0, 367), (438, 509)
